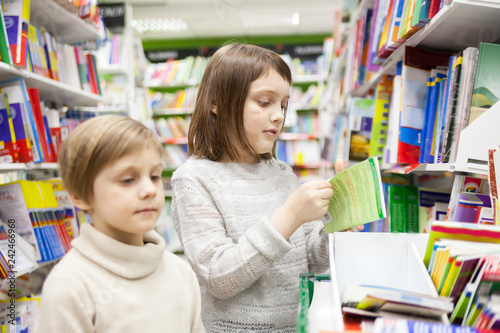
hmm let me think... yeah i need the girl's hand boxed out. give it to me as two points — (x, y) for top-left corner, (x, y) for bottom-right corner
(285, 180), (334, 226)
(270, 180), (333, 240)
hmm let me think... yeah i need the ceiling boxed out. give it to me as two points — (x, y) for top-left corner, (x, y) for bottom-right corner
(98, 0), (344, 40)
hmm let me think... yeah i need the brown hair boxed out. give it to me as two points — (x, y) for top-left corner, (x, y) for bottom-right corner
(188, 42), (292, 161)
(58, 115), (164, 204)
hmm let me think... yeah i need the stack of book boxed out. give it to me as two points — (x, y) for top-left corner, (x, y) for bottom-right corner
(424, 221), (500, 328)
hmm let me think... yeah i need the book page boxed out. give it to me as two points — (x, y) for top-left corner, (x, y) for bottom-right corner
(322, 156), (386, 233)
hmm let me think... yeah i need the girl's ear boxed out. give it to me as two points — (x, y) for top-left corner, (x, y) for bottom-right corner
(210, 104), (217, 115)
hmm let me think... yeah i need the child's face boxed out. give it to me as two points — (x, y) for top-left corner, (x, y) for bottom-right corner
(85, 148), (164, 246)
(242, 69), (290, 162)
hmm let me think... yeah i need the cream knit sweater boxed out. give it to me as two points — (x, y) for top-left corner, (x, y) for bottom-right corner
(172, 157), (330, 332)
(34, 223), (205, 333)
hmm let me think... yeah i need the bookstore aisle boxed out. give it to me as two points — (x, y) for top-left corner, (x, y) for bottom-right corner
(1, 0), (500, 332)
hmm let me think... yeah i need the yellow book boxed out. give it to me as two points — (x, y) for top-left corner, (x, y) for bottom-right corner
(434, 247), (451, 288)
(430, 248), (446, 285)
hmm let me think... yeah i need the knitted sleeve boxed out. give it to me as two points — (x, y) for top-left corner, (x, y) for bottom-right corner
(172, 177), (293, 300)
(302, 220), (330, 274)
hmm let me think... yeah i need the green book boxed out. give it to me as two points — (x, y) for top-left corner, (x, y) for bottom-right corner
(322, 157), (386, 233)
(468, 42), (500, 125)
(405, 185), (419, 233)
(389, 185), (406, 233)
(0, 7), (12, 65)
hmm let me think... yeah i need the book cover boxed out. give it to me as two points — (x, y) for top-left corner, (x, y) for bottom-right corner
(347, 98), (376, 161)
(0, 181), (41, 261)
(389, 184), (406, 233)
(369, 75), (393, 159)
(0, 78), (42, 163)
(322, 156), (386, 233)
(383, 61), (403, 165)
(27, 87), (51, 162)
(0, 93), (18, 163)
(453, 193), (492, 223)
(441, 51), (463, 163)
(1, 88), (32, 162)
(468, 43), (500, 126)
(435, 55), (456, 163)
(0, 6), (12, 65)
(449, 47), (479, 163)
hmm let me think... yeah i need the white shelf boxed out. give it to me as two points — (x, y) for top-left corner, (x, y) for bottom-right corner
(30, 0), (100, 43)
(70, 106), (129, 113)
(347, 0), (500, 97)
(99, 65), (129, 76)
(293, 74), (323, 84)
(153, 108), (194, 115)
(0, 163), (58, 172)
(0, 62), (104, 106)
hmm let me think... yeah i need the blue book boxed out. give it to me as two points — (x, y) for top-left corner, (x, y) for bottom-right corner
(419, 77), (434, 163)
(436, 55), (456, 163)
(421, 71), (447, 163)
(433, 76), (447, 162)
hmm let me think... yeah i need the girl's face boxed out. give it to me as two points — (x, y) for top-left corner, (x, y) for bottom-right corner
(241, 69), (290, 163)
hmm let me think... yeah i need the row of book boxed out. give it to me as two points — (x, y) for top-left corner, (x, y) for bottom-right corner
(345, 0), (449, 92)
(276, 140), (322, 169)
(0, 79), (101, 164)
(361, 167), (499, 234)
(150, 87), (198, 113)
(424, 222), (500, 328)
(60, 0), (100, 27)
(149, 83), (323, 119)
(143, 51), (328, 88)
(393, 44), (499, 165)
(153, 116), (191, 139)
(144, 56), (209, 87)
(0, 179), (82, 264)
(289, 85), (323, 110)
(324, 43), (500, 169)
(0, 1), (102, 95)
(96, 33), (124, 67)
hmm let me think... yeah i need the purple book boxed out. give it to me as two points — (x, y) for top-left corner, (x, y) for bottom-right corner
(453, 192), (492, 223)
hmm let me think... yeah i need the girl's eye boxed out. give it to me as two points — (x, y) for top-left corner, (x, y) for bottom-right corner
(281, 105), (287, 113)
(121, 178), (134, 184)
(151, 175), (161, 182)
(259, 101), (270, 106)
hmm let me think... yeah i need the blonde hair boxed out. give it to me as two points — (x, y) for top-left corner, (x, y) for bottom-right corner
(188, 42), (292, 161)
(58, 115), (164, 204)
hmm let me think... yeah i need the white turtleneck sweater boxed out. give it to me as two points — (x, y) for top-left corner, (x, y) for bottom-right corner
(34, 223), (205, 333)
(172, 157), (330, 332)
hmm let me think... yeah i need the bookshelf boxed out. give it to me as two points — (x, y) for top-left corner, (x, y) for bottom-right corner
(348, 0), (500, 97)
(0, 0), (103, 297)
(305, 0), (500, 329)
(97, 3), (136, 116)
(30, 0), (100, 43)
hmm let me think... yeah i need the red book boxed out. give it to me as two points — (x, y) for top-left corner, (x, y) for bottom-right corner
(50, 126), (69, 156)
(27, 88), (52, 162)
(428, 0), (441, 19)
(85, 53), (98, 95)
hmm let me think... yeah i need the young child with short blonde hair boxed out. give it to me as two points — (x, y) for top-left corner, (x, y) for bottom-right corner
(35, 115), (204, 333)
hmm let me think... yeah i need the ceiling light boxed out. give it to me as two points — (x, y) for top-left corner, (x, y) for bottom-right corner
(241, 13), (300, 28)
(131, 18), (188, 33)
